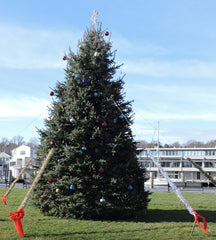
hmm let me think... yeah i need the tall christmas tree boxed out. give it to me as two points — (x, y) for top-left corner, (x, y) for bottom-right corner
(33, 12), (149, 220)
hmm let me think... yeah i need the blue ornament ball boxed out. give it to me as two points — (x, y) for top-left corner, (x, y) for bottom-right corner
(119, 115), (124, 119)
(128, 185), (133, 190)
(82, 78), (87, 83)
(82, 146), (87, 150)
(70, 185), (75, 190)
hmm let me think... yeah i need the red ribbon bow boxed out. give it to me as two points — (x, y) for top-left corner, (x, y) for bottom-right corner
(9, 208), (25, 237)
(1, 194), (7, 205)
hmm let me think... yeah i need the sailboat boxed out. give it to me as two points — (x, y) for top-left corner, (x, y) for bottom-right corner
(144, 121), (181, 187)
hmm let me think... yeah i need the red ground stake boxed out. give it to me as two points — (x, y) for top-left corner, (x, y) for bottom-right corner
(1, 194), (7, 205)
(9, 208), (25, 238)
(192, 209), (209, 236)
(9, 149), (54, 237)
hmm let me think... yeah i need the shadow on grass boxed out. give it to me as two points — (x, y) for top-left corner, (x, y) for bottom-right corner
(21, 209), (216, 239)
(24, 209), (216, 239)
(144, 209), (216, 223)
(80, 209), (216, 223)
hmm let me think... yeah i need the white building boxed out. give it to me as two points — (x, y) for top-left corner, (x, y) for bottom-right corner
(137, 147), (216, 183)
(0, 152), (11, 179)
(9, 145), (37, 179)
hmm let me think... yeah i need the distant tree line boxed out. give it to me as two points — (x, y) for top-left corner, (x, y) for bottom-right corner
(0, 136), (39, 153)
(1, 136), (216, 153)
(136, 139), (216, 149)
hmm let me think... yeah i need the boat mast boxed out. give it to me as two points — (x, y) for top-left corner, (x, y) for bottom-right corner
(157, 121), (160, 154)
(157, 121), (160, 178)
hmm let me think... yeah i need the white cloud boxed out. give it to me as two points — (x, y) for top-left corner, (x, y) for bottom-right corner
(112, 35), (167, 56)
(128, 83), (216, 103)
(0, 96), (50, 118)
(134, 109), (216, 122)
(0, 25), (168, 70)
(0, 24), (81, 69)
(122, 59), (216, 78)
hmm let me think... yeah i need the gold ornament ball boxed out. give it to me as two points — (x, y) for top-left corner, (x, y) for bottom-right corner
(79, 44), (84, 50)
(56, 189), (60, 193)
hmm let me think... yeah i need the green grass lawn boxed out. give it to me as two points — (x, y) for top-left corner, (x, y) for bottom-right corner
(0, 189), (215, 239)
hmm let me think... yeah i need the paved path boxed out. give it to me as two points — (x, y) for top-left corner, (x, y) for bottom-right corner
(0, 183), (26, 189)
(1, 183), (215, 194)
(146, 186), (216, 194)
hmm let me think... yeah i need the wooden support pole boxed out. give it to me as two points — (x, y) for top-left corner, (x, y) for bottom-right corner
(18, 148), (53, 210)
(4, 159), (32, 198)
(9, 148), (54, 238)
(190, 221), (196, 236)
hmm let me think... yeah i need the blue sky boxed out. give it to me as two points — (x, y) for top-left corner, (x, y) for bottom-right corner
(1, 0), (216, 145)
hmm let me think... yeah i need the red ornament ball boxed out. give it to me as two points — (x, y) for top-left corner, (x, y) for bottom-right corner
(49, 91), (54, 96)
(116, 90), (120, 94)
(102, 122), (108, 127)
(48, 178), (53, 183)
(105, 31), (109, 36)
(62, 55), (66, 60)
(99, 167), (104, 173)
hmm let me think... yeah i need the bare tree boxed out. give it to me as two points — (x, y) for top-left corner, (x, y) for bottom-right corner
(170, 142), (182, 148)
(205, 140), (216, 148)
(11, 136), (25, 146)
(0, 136), (26, 153)
(26, 137), (39, 148)
(136, 140), (148, 148)
(0, 137), (10, 152)
(184, 140), (204, 148)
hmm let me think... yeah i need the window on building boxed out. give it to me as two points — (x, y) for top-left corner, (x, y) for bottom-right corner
(195, 162), (202, 167)
(197, 172), (200, 180)
(204, 162), (213, 168)
(183, 151), (189, 156)
(197, 151), (203, 156)
(173, 162), (180, 167)
(20, 151), (26, 155)
(139, 161), (151, 167)
(205, 150), (214, 156)
(10, 162), (16, 166)
(17, 159), (22, 166)
(182, 161), (192, 167)
(161, 162), (170, 167)
(139, 162), (144, 167)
